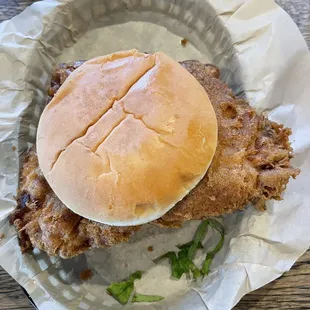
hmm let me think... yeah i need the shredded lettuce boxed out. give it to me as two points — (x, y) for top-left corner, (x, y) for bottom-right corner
(201, 219), (225, 276)
(108, 219), (225, 306)
(106, 271), (142, 305)
(154, 219), (225, 280)
(187, 220), (209, 260)
(132, 293), (164, 303)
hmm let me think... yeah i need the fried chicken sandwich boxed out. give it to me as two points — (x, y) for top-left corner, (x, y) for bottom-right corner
(10, 50), (299, 258)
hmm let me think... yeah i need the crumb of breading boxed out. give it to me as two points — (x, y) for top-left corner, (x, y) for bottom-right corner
(80, 269), (93, 281)
(181, 38), (188, 46)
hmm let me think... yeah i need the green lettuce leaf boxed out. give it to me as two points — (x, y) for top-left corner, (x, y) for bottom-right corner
(133, 293), (164, 303)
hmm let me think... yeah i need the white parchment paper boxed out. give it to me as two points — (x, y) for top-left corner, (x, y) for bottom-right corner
(0, 0), (310, 309)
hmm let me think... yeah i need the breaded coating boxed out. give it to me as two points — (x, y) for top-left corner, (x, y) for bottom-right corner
(11, 148), (141, 258)
(154, 60), (299, 227)
(10, 60), (299, 258)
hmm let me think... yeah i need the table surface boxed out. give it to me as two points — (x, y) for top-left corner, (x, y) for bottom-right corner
(0, 0), (309, 309)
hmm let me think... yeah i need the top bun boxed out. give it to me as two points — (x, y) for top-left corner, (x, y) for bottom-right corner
(37, 50), (218, 226)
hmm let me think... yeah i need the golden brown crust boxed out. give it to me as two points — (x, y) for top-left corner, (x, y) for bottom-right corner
(10, 148), (141, 257)
(154, 61), (299, 226)
(10, 59), (299, 257)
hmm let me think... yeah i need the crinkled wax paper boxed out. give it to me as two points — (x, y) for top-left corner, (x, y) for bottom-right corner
(0, 0), (309, 309)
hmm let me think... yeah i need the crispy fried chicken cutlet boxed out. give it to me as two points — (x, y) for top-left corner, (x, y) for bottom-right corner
(10, 60), (299, 258)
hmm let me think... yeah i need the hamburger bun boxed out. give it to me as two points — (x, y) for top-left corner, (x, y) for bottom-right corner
(37, 50), (218, 226)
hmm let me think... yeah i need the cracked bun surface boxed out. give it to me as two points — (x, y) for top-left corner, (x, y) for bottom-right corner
(36, 50), (218, 226)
